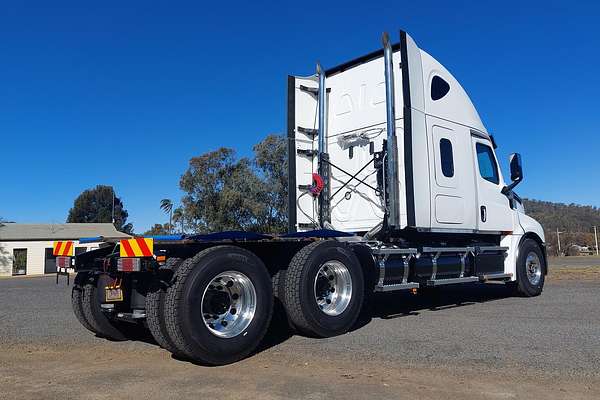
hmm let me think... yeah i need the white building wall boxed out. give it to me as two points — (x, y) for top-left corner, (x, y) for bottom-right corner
(0, 240), (102, 277)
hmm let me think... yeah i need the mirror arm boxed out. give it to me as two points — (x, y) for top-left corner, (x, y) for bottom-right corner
(501, 177), (522, 195)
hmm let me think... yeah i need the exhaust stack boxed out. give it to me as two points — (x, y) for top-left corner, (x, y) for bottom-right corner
(382, 32), (400, 229)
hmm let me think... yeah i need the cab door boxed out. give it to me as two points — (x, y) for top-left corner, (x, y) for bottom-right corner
(471, 134), (513, 232)
(427, 116), (477, 230)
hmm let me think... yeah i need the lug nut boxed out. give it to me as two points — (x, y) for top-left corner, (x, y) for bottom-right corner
(326, 299), (332, 304)
(230, 308), (237, 315)
(330, 287), (335, 293)
(221, 320), (228, 327)
(328, 275), (334, 281)
(226, 280), (234, 287)
(232, 293), (239, 300)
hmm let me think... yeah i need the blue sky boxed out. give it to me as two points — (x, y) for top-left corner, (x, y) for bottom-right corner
(0, 1), (598, 233)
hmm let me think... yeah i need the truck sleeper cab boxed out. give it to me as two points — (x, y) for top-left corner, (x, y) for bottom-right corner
(69, 30), (546, 366)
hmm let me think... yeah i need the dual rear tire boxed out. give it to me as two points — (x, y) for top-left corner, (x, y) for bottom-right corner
(71, 272), (142, 341)
(163, 246), (274, 365)
(160, 241), (364, 364)
(145, 257), (184, 355)
(282, 241), (364, 338)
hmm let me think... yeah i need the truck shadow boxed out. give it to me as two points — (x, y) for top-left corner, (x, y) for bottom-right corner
(355, 282), (513, 327)
(165, 282), (515, 365)
(255, 282), (515, 357)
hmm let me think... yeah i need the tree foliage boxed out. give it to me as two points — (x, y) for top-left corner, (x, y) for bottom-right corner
(253, 134), (288, 232)
(180, 134), (288, 233)
(67, 185), (133, 234)
(172, 207), (184, 233)
(143, 223), (170, 236)
(160, 198), (174, 233)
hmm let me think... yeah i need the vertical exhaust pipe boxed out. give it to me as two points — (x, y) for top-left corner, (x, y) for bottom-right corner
(316, 63), (330, 226)
(382, 32), (400, 229)
(317, 63), (327, 155)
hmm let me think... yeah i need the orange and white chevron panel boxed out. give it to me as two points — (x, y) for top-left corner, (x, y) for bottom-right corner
(53, 241), (74, 257)
(119, 238), (154, 257)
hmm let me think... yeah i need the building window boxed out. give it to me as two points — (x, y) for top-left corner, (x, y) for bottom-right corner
(12, 248), (27, 276)
(439, 138), (454, 177)
(476, 143), (499, 184)
(431, 75), (450, 100)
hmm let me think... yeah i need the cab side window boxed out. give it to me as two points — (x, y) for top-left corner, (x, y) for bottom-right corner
(439, 138), (454, 177)
(431, 76), (450, 100)
(476, 143), (499, 184)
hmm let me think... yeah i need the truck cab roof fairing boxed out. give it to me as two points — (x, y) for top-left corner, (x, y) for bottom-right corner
(420, 50), (487, 134)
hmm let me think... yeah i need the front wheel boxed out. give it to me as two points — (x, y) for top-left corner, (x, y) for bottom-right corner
(511, 238), (546, 297)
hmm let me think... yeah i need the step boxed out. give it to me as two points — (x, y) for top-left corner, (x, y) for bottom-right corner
(425, 276), (479, 286)
(374, 282), (419, 292)
(479, 273), (513, 281)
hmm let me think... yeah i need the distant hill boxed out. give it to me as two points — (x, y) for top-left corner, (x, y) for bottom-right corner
(523, 199), (600, 233)
(523, 198), (600, 253)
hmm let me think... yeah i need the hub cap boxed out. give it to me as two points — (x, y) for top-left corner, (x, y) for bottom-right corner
(525, 252), (542, 286)
(201, 271), (256, 338)
(313, 260), (352, 316)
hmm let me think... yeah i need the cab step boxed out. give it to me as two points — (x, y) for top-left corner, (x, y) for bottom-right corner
(374, 282), (419, 292)
(425, 276), (479, 286)
(479, 272), (513, 282)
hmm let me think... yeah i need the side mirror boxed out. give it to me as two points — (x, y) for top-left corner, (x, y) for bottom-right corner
(509, 153), (523, 183)
(502, 153), (523, 195)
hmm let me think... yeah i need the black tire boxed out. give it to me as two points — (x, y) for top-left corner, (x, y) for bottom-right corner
(82, 274), (137, 341)
(271, 268), (297, 331)
(146, 258), (184, 355)
(71, 272), (96, 333)
(283, 240), (364, 338)
(164, 246), (274, 365)
(512, 239), (546, 297)
(272, 269), (285, 300)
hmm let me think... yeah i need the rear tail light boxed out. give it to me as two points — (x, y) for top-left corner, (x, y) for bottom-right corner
(117, 258), (142, 272)
(56, 256), (72, 269)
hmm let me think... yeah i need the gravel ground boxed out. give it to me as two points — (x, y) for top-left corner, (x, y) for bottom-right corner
(0, 261), (599, 399)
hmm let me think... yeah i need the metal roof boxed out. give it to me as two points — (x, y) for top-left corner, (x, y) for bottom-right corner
(0, 223), (131, 241)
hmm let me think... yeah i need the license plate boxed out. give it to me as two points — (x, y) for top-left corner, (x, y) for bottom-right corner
(105, 287), (123, 302)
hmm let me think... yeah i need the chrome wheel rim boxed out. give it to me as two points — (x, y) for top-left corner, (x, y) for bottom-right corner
(313, 260), (353, 316)
(525, 252), (542, 286)
(201, 271), (256, 338)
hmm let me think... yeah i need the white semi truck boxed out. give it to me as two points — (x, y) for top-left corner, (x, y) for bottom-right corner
(70, 30), (546, 365)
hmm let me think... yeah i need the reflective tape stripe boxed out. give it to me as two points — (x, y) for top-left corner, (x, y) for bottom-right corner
(54, 242), (63, 256)
(136, 238), (152, 257)
(119, 238), (153, 257)
(63, 241), (73, 257)
(53, 241), (74, 256)
(120, 239), (135, 257)
(129, 238), (142, 256)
